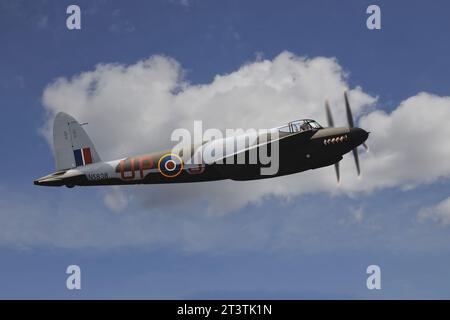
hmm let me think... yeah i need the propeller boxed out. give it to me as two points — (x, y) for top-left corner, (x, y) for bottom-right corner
(344, 91), (361, 177)
(326, 100), (340, 183)
(352, 148), (360, 176)
(325, 100), (334, 127)
(334, 162), (340, 184)
(325, 91), (368, 183)
(345, 91), (370, 150)
(344, 91), (354, 128)
(362, 142), (369, 151)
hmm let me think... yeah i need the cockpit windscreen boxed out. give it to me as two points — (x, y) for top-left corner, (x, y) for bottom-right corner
(278, 119), (322, 133)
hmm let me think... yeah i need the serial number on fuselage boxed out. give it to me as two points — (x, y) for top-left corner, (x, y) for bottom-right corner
(87, 173), (109, 181)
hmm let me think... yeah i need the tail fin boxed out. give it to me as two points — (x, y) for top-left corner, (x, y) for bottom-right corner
(53, 112), (101, 171)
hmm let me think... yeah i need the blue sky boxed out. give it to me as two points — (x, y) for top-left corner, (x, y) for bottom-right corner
(1, 0), (450, 299)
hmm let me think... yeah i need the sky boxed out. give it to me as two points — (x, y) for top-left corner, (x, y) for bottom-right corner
(1, 0), (450, 299)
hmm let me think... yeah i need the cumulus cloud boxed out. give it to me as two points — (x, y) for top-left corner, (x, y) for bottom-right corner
(358, 93), (450, 191)
(347, 207), (364, 224)
(103, 186), (131, 212)
(0, 51), (441, 252)
(5, 184), (448, 253)
(40, 52), (450, 216)
(0, 184), (420, 252)
(41, 52), (374, 213)
(418, 197), (450, 226)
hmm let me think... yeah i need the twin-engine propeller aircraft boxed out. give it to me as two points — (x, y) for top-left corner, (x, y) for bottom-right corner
(34, 92), (369, 188)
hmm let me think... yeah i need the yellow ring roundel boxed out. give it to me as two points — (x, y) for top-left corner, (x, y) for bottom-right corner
(157, 153), (184, 178)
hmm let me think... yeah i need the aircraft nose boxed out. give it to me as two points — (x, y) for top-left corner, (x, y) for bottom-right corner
(350, 127), (369, 146)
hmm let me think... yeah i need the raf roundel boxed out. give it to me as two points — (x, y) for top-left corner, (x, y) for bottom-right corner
(158, 154), (184, 178)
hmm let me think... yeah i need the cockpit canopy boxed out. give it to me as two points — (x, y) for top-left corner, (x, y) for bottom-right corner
(278, 119), (323, 133)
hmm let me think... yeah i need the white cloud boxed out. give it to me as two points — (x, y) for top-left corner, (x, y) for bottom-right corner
(2, 50), (449, 253)
(103, 187), (130, 212)
(418, 197), (450, 226)
(40, 52), (450, 216)
(358, 93), (450, 191)
(41, 52), (375, 213)
(109, 20), (135, 34)
(0, 186), (408, 252)
(349, 207), (364, 224)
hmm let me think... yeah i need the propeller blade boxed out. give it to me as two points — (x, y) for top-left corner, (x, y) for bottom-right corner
(334, 162), (340, 184)
(363, 142), (369, 151)
(344, 91), (354, 128)
(352, 148), (361, 176)
(325, 100), (334, 127)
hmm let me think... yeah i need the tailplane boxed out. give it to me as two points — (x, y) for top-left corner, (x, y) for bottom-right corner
(53, 112), (101, 171)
